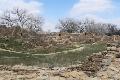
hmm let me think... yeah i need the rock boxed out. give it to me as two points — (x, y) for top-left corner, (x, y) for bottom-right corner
(107, 47), (117, 51)
(112, 73), (120, 80)
(90, 77), (101, 80)
(60, 71), (88, 79)
(102, 58), (111, 66)
(116, 47), (120, 52)
(109, 67), (119, 72)
(0, 77), (4, 80)
(116, 53), (120, 58)
(107, 69), (117, 78)
(97, 72), (108, 78)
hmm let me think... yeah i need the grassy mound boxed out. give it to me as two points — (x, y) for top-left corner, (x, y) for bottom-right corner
(0, 40), (106, 67)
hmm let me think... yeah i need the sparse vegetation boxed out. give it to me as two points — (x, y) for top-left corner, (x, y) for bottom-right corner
(46, 42), (106, 67)
(0, 42), (106, 67)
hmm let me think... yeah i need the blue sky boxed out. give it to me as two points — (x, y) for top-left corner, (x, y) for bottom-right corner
(0, 0), (120, 31)
(41, 0), (78, 21)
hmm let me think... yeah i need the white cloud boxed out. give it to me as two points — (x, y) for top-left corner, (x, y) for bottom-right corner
(70, 0), (114, 16)
(0, 0), (43, 15)
(69, 0), (120, 27)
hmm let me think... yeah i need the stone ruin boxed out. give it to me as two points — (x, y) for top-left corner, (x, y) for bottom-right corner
(57, 41), (120, 79)
(41, 33), (120, 48)
(0, 42), (120, 80)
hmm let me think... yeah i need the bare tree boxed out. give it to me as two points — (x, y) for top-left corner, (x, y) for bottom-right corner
(80, 18), (109, 35)
(0, 8), (44, 37)
(106, 23), (118, 35)
(82, 18), (95, 33)
(0, 10), (17, 36)
(26, 15), (43, 32)
(56, 18), (80, 33)
(1, 10), (15, 27)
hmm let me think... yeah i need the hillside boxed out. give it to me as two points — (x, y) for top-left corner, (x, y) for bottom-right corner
(1, 26), (120, 80)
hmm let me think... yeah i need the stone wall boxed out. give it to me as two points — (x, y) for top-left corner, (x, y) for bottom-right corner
(47, 32), (120, 44)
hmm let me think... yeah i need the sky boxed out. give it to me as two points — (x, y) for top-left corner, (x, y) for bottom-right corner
(0, 0), (120, 31)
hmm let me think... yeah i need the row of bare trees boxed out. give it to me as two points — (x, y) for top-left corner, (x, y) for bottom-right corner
(0, 8), (119, 37)
(56, 18), (119, 35)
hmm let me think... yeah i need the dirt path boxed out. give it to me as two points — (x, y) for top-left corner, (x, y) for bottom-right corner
(0, 46), (84, 56)
(0, 48), (23, 53)
(32, 47), (84, 56)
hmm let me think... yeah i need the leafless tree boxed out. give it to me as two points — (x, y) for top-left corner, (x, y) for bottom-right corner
(106, 23), (118, 35)
(79, 18), (110, 35)
(0, 8), (44, 37)
(56, 18), (80, 33)
(26, 15), (43, 32)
